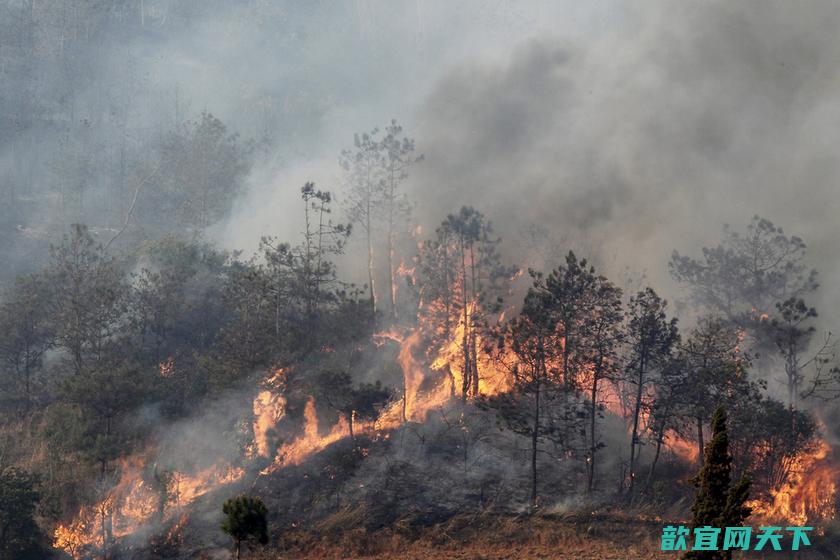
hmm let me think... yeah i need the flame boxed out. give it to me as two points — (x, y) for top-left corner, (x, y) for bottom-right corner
(53, 454), (244, 559)
(252, 370), (287, 458)
(262, 397), (350, 474)
(54, 261), (839, 555)
(749, 438), (838, 525)
(428, 301), (511, 399)
(158, 357), (175, 378)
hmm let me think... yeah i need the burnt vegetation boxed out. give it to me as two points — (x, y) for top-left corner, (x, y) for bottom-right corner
(0, 138), (839, 558)
(0, 5), (839, 560)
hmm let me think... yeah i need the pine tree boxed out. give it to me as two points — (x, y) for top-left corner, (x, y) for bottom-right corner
(686, 406), (751, 560)
(0, 467), (48, 560)
(221, 495), (269, 560)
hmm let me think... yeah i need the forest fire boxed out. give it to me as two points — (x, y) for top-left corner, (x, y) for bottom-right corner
(749, 438), (839, 525)
(252, 369), (287, 458)
(51, 264), (840, 558)
(263, 397), (351, 472)
(53, 454), (244, 559)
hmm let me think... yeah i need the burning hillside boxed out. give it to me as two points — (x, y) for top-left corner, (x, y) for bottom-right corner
(3, 5), (840, 558)
(48, 223), (840, 557)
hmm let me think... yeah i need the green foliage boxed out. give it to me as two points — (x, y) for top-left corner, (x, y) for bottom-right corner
(312, 370), (392, 440)
(625, 287), (679, 497)
(221, 495), (269, 559)
(0, 468), (48, 560)
(686, 406), (751, 560)
(0, 274), (52, 416)
(46, 224), (129, 376)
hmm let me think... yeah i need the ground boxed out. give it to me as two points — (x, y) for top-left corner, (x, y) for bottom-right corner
(195, 513), (840, 560)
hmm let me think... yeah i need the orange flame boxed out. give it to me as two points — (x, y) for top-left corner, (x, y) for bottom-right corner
(53, 454), (244, 559)
(749, 438), (838, 525)
(252, 370), (287, 458)
(262, 397), (350, 474)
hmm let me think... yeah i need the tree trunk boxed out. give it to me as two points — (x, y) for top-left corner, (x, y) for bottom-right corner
(697, 415), (704, 466)
(388, 212), (397, 319)
(587, 369), (598, 493)
(366, 208), (376, 314)
(645, 417), (667, 493)
(460, 242), (471, 400)
(628, 355), (646, 497)
(402, 381), (407, 423)
(468, 244), (479, 396)
(531, 378), (540, 510)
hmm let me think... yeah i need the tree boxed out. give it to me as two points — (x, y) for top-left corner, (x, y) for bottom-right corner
(578, 273), (624, 493)
(0, 468), (47, 560)
(416, 207), (513, 400)
(312, 370), (390, 443)
(257, 183), (351, 355)
(62, 362), (146, 473)
(380, 120), (421, 318)
(761, 297), (818, 411)
(298, 183), (350, 323)
(341, 120), (421, 317)
(489, 280), (562, 509)
(0, 274), (52, 415)
(531, 252), (624, 492)
(221, 495), (269, 560)
(728, 397), (816, 495)
(45, 224), (128, 376)
(624, 287), (679, 498)
(341, 127), (385, 313)
(686, 406), (751, 560)
(670, 216), (818, 349)
(153, 112), (250, 230)
(541, 252), (598, 389)
(643, 354), (687, 493)
(536, 252), (601, 466)
(679, 317), (755, 464)
(130, 236), (231, 366)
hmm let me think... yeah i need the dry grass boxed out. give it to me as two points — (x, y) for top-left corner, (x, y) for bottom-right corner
(259, 514), (674, 560)
(227, 513), (840, 560)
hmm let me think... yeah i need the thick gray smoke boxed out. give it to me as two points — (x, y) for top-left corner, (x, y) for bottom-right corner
(3, 2), (837, 306)
(408, 1), (840, 315)
(208, 1), (840, 327)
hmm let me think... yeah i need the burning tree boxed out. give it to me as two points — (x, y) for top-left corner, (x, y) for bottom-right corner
(312, 369), (391, 444)
(416, 206), (514, 400)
